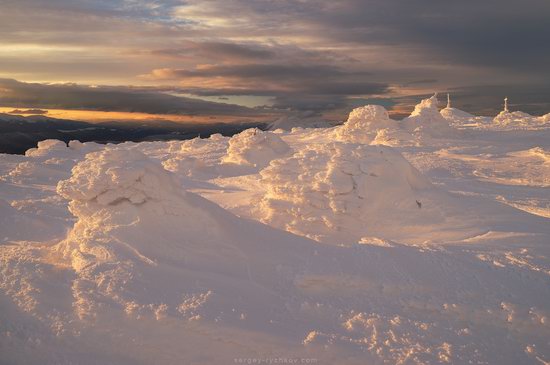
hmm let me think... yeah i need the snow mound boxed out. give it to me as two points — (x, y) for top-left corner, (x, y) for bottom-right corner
(162, 135), (229, 179)
(25, 139), (102, 158)
(24, 139), (67, 157)
(440, 107), (475, 121)
(333, 105), (414, 146)
(53, 148), (313, 324)
(258, 142), (482, 244)
(9, 140), (99, 184)
(57, 149), (182, 214)
(492, 110), (550, 130)
(222, 128), (291, 167)
(402, 94), (460, 138)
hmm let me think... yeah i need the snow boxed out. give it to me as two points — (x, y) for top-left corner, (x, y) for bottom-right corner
(222, 128), (291, 167)
(257, 142), (487, 244)
(440, 106), (475, 121)
(402, 94), (461, 139)
(268, 114), (336, 131)
(1, 95), (550, 364)
(334, 104), (414, 146)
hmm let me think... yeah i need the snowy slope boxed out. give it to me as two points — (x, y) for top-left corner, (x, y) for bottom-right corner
(1, 95), (549, 364)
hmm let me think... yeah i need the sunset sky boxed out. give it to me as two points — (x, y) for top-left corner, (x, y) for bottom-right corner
(1, 0), (549, 123)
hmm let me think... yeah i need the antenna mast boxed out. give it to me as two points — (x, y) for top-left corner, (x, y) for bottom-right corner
(504, 97), (509, 112)
(447, 93), (451, 109)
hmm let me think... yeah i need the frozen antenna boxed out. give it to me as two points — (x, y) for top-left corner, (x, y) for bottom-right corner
(504, 97), (509, 112)
(447, 93), (451, 109)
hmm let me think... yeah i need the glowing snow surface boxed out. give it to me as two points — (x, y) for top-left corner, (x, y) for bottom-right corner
(1, 97), (549, 364)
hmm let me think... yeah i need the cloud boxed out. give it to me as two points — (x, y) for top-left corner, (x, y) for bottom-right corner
(152, 41), (275, 61)
(8, 108), (48, 115)
(0, 79), (263, 117)
(1, 0), (549, 118)
(143, 64), (388, 96)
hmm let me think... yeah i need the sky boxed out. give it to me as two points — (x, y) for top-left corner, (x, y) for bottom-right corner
(1, 0), (549, 123)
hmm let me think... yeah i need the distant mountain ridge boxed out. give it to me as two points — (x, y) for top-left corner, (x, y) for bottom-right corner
(0, 113), (265, 154)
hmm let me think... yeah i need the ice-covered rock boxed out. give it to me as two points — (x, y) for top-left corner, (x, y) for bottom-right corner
(222, 128), (291, 167)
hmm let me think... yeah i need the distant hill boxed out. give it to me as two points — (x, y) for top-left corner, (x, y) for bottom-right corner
(0, 113), (265, 154)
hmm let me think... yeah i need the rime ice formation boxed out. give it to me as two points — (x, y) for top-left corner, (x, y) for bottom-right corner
(402, 94), (460, 138)
(162, 134), (229, 179)
(57, 149), (183, 214)
(222, 128), (291, 167)
(258, 142), (485, 244)
(493, 110), (538, 128)
(1, 95), (550, 365)
(53, 148), (314, 324)
(334, 104), (414, 146)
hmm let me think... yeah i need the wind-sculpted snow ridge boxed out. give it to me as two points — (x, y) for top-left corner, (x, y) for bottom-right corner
(222, 128), (291, 167)
(258, 142), (486, 244)
(334, 104), (415, 146)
